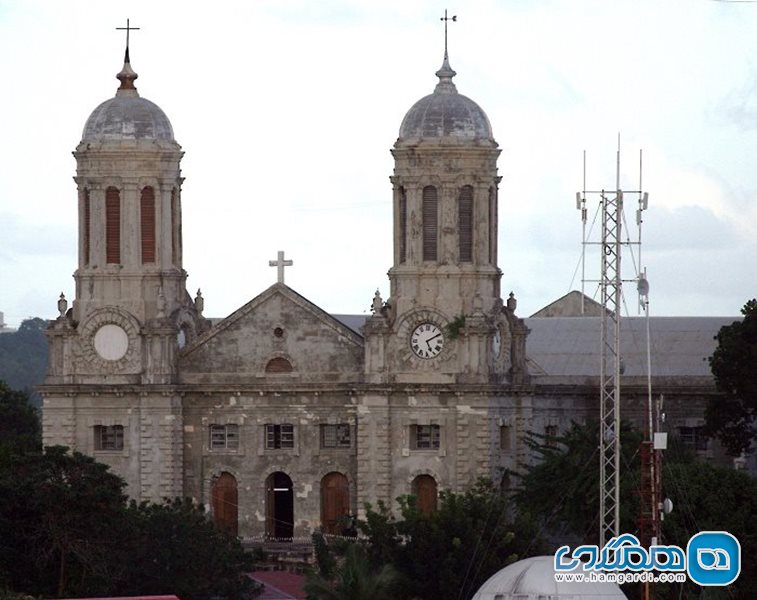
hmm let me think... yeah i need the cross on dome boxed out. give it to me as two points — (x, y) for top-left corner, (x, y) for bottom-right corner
(269, 251), (293, 284)
(115, 18), (140, 92)
(436, 9), (457, 86)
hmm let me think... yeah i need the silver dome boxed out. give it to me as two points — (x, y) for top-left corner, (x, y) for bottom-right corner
(82, 55), (174, 143)
(83, 94), (174, 142)
(398, 55), (493, 141)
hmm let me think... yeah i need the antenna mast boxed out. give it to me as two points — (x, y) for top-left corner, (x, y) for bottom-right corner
(575, 138), (649, 546)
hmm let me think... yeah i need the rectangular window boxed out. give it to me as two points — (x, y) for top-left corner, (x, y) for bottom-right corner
(411, 424), (440, 450)
(499, 425), (511, 451)
(544, 424), (558, 447)
(266, 424), (294, 449)
(678, 426), (708, 452)
(94, 425), (124, 451)
(321, 424), (351, 448)
(209, 424), (239, 450)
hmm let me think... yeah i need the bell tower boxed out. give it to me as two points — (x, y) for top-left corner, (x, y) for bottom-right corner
(364, 41), (528, 385)
(43, 34), (205, 502)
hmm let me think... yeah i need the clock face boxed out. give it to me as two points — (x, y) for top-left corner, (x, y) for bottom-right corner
(93, 324), (129, 361)
(410, 322), (444, 359)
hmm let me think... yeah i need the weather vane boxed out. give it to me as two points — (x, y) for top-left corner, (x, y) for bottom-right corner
(440, 9), (457, 57)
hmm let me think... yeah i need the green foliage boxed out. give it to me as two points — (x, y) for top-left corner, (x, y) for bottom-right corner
(0, 381), (41, 454)
(0, 446), (257, 599)
(358, 479), (543, 600)
(304, 543), (401, 600)
(660, 460), (757, 599)
(515, 420), (642, 544)
(445, 314), (466, 340)
(0, 318), (48, 405)
(707, 299), (757, 455)
(313, 532), (337, 578)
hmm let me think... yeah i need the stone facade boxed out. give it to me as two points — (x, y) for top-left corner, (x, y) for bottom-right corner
(41, 47), (731, 539)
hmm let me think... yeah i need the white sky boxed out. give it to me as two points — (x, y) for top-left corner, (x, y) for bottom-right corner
(1, 0), (756, 328)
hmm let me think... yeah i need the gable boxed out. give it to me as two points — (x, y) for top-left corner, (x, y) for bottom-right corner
(179, 283), (364, 385)
(530, 290), (607, 318)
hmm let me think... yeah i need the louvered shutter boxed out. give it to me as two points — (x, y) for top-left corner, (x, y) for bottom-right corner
(399, 187), (407, 263)
(83, 189), (90, 266)
(458, 185), (473, 262)
(422, 186), (438, 261)
(105, 187), (120, 264)
(141, 186), (156, 263)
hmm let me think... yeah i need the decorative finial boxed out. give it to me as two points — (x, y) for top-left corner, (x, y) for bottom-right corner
(372, 289), (383, 315)
(195, 289), (204, 315)
(57, 292), (68, 318)
(507, 292), (517, 312)
(115, 18), (140, 93)
(436, 10), (457, 91)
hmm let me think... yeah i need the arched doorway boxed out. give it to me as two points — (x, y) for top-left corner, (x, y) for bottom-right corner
(321, 472), (350, 534)
(412, 474), (438, 515)
(211, 472), (238, 536)
(265, 471), (294, 539)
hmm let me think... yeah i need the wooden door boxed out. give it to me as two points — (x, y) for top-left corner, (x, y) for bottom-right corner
(211, 472), (238, 536)
(413, 474), (438, 515)
(321, 472), (349, 534)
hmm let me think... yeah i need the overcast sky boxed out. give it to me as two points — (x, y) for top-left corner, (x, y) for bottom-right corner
(1, 0), (756, 328)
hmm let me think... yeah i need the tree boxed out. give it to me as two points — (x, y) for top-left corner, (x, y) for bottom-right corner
(0, 447), (258, 599)
(0, 318), (48, 405)
(304, 543), (400, 600)
(514, 420), (642, 545)
(0, 381), (40, 454)
(707, 299), (757, 455)
(355, 479), (544, 600)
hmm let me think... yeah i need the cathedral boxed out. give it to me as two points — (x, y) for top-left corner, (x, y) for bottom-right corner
(41, 37), (733, 538)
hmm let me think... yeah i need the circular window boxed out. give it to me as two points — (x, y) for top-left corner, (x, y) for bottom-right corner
(274, 327), (284, 338)
(93, 324), (129, 361)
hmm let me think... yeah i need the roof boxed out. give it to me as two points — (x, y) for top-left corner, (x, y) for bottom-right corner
(524, 316), (737, 379)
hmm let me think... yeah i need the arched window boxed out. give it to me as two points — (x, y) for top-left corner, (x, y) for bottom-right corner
(422, 185), (438, 261)
(458, 185), (473, 262)
(105, 187), (120, 264)
(399, 187), (407, 264)
(265, 357), (293, 373)
(83, 188), (91, 266)
(140, 186), (156, 264)
(412, 474), (438, 515)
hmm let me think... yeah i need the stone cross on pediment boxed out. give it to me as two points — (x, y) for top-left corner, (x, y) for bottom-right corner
(269, 251), (293, 284)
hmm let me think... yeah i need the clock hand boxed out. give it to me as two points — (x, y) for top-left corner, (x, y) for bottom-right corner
(427, 333), (442, 342)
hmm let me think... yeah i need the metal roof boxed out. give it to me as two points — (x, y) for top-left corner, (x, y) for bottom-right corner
(524, 316), (737, 378)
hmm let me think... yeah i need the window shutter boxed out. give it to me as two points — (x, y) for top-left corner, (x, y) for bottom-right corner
(422, 186), (438, 261)
(399, 187), (407, 263)
(458, 185), (473, 262)
(83, 189), (90, 266)
(488, 186), (496, 264)
(105, 187), (120, 264)
(140, 186), (156, 263)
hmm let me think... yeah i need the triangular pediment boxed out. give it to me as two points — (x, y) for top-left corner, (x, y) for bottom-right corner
(179, 283), (364, 385)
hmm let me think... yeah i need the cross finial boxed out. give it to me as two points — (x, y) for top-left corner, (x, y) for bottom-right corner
(441, 9), (457, 60)
(269, 251), (293, 284)
(116, 18), (140, 62)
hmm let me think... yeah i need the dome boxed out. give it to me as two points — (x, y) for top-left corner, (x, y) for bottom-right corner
(83, 95), (174, 142)
(398, 54), (493, 142)
(81, 52), (174, 143)
(472, 556), (628, 600)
